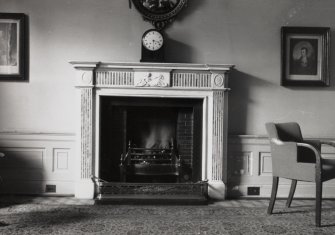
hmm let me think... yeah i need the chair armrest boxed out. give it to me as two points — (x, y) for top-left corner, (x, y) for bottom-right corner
(297, 142), (320, 152)
(270, 138), (322, 164)
(269, 138), (322, 180)
(303, 139), (321, 148)
(304, 139), (335, 151)
(270, 139), (299, 164)
(319, 140), (335, 148)
(304, 139), (335, 147)
(297, 142), (322, 168)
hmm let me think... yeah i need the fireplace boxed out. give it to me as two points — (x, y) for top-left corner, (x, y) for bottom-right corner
(71, 62), (234, 200)
(100, 96), (203, 183)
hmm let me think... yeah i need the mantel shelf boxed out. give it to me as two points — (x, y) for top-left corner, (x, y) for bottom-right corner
(69, 61), (235, 72)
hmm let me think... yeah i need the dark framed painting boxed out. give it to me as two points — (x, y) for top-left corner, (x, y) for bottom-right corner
(281, 27), (330, 86)
(131, 0), (187, 29)
(0, 13), (27, 81)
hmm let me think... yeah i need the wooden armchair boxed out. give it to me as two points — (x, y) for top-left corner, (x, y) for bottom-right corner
(266, 122), (335, 227)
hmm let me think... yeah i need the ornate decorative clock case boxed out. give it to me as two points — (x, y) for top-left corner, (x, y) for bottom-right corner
(131, 0), (188, 29)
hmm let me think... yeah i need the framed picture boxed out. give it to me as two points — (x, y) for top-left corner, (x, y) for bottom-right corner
(281, 27), (330, 86)
(0, 13), (27, 81)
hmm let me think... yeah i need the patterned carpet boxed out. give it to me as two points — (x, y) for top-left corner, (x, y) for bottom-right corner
(0, 198), (334, 234)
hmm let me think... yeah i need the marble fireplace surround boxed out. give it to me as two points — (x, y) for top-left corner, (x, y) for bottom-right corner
(71, 62), (234, 199)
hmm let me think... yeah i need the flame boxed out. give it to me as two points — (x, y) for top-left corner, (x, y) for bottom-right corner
(142, 120), (175, 148)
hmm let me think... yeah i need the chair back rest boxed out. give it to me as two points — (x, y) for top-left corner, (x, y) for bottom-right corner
(265, 122), (303, 142)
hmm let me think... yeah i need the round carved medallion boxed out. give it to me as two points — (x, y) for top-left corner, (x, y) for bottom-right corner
(81, 72), (93, 85)
(213, 74), (224, 87)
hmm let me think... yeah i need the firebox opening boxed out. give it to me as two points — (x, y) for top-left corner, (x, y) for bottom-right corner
(127, 107), (177, 149)
(99, 97), (203, 183)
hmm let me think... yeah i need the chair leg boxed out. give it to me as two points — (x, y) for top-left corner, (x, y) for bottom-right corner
(268, 176), (279, 214)
(315, 181), (323, 227)
(286, 179), (297, 208)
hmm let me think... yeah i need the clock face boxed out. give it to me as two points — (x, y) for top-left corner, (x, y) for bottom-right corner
(142, 30), (164, 51)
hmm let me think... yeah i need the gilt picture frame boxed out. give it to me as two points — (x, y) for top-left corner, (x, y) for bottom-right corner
(281, 27), (330, 86)
(0, 13), (27, 81)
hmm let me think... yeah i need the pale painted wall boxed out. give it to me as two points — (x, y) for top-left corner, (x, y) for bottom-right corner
(0, 0), (334, 137)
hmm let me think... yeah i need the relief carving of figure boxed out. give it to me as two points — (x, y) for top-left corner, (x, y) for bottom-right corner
(136, 72), (169, 87)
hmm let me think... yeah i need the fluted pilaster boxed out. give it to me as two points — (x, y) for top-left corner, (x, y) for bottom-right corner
(80, 88), (93, 179)
(212, 90), (225, 181)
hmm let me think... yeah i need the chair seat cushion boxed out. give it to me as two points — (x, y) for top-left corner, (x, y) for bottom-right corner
(322, 158), (335, 181)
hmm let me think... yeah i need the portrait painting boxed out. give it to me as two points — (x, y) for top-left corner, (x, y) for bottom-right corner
(0, 13), (26, 81)
(281, 27), (330, 86)
(289, 39), (317, 75)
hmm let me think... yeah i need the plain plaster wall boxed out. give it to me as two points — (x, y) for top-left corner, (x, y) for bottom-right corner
(0, 0), (335, 137)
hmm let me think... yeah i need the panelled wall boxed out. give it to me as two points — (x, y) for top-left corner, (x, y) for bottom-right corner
(0, 132), (334, 198)
(228, 135), (335, 198)
(0, 133), (75, 195)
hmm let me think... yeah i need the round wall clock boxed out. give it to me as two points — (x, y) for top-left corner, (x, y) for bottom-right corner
(131, 0), (188, 29)
(141, 29), (165, 62)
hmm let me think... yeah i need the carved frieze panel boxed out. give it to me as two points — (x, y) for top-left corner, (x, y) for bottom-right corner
(96, 71), (134, 87)
(95, 70), (229, 90)
(134, 71), (170, 87)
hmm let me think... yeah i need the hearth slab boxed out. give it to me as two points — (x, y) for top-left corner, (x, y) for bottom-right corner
(95, 194), (208, 205)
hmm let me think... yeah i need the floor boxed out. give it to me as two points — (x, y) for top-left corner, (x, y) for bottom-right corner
(0, 196), (334, 234)
(0, 195), (95, 206)
(1, 197), (334, 234)
(1, 195), (335, 208)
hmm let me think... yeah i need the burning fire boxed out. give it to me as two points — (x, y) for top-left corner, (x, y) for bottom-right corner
(142, 120), (175, 149)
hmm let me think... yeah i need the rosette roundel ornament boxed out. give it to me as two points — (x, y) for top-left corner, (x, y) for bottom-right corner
(131, 0), (188, 29)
